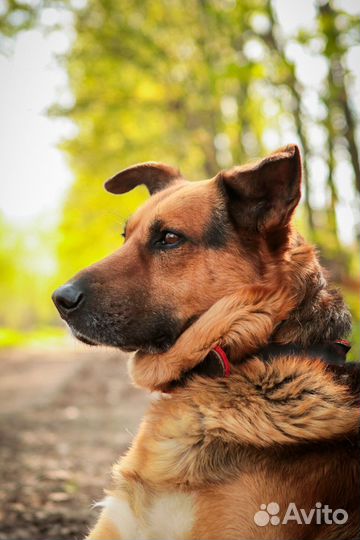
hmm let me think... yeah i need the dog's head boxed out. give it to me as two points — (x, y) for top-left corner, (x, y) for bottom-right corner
(52, 145), (302, 353)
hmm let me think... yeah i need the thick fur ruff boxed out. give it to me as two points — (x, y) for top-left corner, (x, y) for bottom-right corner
(88, 357), (360, 540)
(123, 358), (359, 486)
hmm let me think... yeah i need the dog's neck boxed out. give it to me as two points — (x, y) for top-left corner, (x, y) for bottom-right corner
(272, 253), (351, 349)
(162, 340), (350, 393)
(129, 239), (351, 393)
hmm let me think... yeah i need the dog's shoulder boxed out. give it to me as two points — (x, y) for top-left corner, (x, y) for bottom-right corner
(159, 356), (359, 445)
(119, 356), (359, 488)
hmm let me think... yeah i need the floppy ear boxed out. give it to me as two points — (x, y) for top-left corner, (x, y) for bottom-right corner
(218, 144), (302, 234)
(105, 162), (182, 195)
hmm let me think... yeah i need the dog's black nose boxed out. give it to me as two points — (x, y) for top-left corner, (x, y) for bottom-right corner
(52, 283), (84, 314)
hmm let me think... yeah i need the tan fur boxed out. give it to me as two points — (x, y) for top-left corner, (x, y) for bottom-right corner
(121, 358), (359, 487)
(88, 357), (359, 539)
(129, 240), (318, 392)
(87, 514), (121, 540)
(53, 147), (357, 539)
(129, 285), (293, 391)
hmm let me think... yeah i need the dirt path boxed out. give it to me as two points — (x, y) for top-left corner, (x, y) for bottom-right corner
(0, 347), (149, 539)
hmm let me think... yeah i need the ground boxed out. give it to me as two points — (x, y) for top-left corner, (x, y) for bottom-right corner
(0, 346), (149, 540)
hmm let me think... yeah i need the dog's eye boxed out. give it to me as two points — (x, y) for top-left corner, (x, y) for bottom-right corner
(155, 231), (183, 249)
(163, 232), (181, 245)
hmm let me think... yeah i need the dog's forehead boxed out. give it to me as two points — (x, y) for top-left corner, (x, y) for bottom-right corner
(128, 179), (218, 234)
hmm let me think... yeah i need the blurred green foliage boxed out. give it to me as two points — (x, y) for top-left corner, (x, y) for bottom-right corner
(0, 0), (359, 358)
(0, 326), (67, 348)
(0, 0), (38, 41)
(0, 212), (61, 328)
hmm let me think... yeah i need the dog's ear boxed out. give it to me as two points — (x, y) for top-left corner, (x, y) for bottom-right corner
(218, 144), (302, 234)
(105, 162), (182, 195)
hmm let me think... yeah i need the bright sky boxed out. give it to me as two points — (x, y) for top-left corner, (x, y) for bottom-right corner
(0, 27), (74, 224)
(0, 0), (359, 242)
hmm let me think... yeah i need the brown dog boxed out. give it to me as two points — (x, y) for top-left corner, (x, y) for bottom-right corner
(53, 145), (359, 539)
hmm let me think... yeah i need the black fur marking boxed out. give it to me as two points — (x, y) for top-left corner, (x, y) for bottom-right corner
(203, 207), (229, 249)
(329, 363), (360, 406)
(67, 301), (185, 354)
(148, 218), (165, 246)
(274, 277), (352, 348)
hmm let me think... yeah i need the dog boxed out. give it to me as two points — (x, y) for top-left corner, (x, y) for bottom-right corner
(53, 145), (360, 539)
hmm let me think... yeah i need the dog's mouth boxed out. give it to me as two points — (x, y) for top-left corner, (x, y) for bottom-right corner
(71, 330), (100, 346)
(71, 329), (138, 352)
(68, 313), (200, 354)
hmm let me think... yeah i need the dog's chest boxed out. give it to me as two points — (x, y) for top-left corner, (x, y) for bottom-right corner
(100, 492), (195, 540)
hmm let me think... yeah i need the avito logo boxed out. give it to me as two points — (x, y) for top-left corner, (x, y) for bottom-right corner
(254, 502), (348, 527)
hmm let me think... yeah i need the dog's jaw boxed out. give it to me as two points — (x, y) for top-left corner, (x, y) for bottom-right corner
(129, 284), (297, 392)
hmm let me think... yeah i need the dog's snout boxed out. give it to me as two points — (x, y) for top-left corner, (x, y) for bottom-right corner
(52, 283), (84, 314)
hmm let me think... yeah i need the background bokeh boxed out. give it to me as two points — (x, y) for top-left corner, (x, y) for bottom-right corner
(0, 2), (359, 538)
(0, 0), (359, 357)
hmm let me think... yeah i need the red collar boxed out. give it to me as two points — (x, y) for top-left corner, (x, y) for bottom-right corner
(211, 345), (231, 376)
(162, 340), (351, 393)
